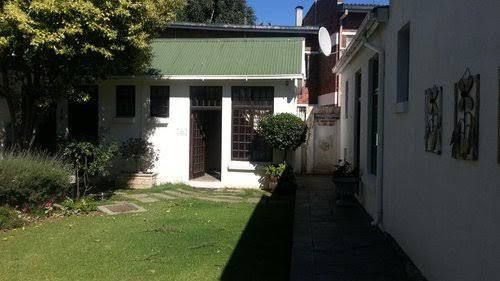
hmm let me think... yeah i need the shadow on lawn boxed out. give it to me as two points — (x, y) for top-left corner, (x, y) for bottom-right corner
(220, 190), (295, 281)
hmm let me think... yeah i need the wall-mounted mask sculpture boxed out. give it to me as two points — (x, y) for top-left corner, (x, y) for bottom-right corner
(497, 67), (500, 164)
(450, 68), (480, 160)
(425, 86), (442, 154)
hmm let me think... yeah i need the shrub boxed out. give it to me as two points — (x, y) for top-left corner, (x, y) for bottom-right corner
(0, 206), (25, 230)
(264, 162), (287, 179)
(258, 113), (307, 160)
(333, 160), (360, 178)
(119, 138), (158, 173)
(0, 151), (71, 207)
(62, 142), (119, 198)
(60, 197), (98, 215)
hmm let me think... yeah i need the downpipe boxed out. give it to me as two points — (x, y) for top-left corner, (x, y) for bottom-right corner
(363, 40), (385, 228)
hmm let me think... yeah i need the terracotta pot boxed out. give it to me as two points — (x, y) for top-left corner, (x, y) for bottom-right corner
(267, 177), (279, 193)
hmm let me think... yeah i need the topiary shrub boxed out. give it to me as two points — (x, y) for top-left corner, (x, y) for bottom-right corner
(0, 151), (72, 207)
(258, 113), (307, 160)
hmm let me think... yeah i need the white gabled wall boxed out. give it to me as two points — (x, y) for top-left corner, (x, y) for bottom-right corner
(339, 0), (500, 280)
(98, 79), (299, 188)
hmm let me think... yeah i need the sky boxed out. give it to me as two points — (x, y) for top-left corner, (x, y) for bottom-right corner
(248, 0), (389, 26)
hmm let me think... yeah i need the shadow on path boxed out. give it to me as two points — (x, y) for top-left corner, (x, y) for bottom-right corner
(220, 190), (295, 281)
(290, 176), (427, 281)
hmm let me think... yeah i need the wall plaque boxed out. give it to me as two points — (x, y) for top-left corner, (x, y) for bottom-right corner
(425, 86), (443, 154)
(450, 68), (480, 160)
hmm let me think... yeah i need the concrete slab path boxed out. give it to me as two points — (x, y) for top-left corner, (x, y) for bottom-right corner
(290, 176), (427, 281)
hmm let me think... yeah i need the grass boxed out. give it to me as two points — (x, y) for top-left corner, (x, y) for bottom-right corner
(0, 184), (295, 281)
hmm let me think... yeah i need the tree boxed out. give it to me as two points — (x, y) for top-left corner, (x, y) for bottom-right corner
(258, 113), (307, 161)
(179, 0), (256, 25)
(0, 0), (184, 148)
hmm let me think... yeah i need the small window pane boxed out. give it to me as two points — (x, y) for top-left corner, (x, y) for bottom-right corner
(150, 86), (169, 118)
(231, 87), (273, 162)
(116, 86), (135, 117)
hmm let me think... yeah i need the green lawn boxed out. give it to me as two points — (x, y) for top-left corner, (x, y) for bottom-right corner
(0, 185), (294, 281)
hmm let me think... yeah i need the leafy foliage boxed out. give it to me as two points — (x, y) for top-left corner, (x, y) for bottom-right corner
(258, 113), (307, 156)
(0, 0), (184, 148)
(0, 151), (71, 207)
(333, 160), (360, 178)
(119, 138), (159, 173)
(179, 0), (256, 25)
(60, 197), (97, 215)
(264, 162), (287, 179)
(62, 141), (119, 198)
(0, 206), (25, 230)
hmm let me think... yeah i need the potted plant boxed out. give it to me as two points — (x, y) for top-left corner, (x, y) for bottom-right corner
(264, 162), (286, 192)
(258, 113), (307, 192)
(118, 138), (159, 189)
(332, 160), (360, 206)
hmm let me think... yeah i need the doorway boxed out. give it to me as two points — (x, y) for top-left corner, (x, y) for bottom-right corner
(355, 71), (362, 169)
(68, 86), (99, 143)
(189, 87), (222, 181)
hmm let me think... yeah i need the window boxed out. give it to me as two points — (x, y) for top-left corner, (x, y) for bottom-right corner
(369, 56), (379, 175)
(116, 86), (135, 117)
(150, 86), (169, 118)
(344, 80), (349, 119)
(231, 87), (274, 162)
(397, 23), (410, 105)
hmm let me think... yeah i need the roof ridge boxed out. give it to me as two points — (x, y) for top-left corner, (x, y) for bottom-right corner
(153, 37), (305, 42)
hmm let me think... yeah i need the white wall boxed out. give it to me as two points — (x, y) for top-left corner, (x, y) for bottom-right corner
(339, 1), (500, 280)
(98, 79), (299, 188)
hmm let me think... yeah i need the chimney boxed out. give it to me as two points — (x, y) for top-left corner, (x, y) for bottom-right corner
(337, 0), (344, 3)
(295, 6), (304, 26)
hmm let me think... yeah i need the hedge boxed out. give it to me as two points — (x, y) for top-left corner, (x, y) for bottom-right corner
(0, 151), (72, 207)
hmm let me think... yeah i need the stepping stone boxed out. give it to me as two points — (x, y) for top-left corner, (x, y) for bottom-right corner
(151, 193), (176, 200)
(208, 195), (243, 200)
(123, 193), (150, 199)
(246, 198), (262, 204)
(175, 189), (202, 196)
(162, 190), (191, 198)
(135, 197), (159, 203)
(98, 202), (146, 215)
(192, 196), (240, 203)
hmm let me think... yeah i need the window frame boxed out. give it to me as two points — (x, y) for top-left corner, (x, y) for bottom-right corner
(231, 86), (274, 162)
(396, 22), (411, 110)
(368, 56), (379, 175)
(115, 85), (136, 118)
(149, 86), (170, 118)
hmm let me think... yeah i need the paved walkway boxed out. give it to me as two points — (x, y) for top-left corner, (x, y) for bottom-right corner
(290, 176), (426, 281)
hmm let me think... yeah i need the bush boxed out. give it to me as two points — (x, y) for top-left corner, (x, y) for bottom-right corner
(0, 206), (25, 230)
(60, 197), (98, 215)
(258, 113), (307, 160)
(119, 138), (158, 173)
(62, 141), (119, 198)
(0, 151), (72, 207)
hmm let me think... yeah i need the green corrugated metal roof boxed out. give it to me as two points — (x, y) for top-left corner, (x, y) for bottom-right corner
(150, 38), (303, 77)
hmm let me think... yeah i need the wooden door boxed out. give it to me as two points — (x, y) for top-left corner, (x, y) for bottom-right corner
(190, 111), (206, 179)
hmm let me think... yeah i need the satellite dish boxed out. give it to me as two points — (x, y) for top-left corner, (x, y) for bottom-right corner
(318, 27), (332, 57)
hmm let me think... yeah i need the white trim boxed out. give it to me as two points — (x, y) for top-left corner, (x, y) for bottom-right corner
(342, 31), (357, 36)
(109, 74), (304, 81)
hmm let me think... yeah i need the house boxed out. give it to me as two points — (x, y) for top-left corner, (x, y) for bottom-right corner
(333, 1), (500, 280)
(54, 37), (305, 189)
